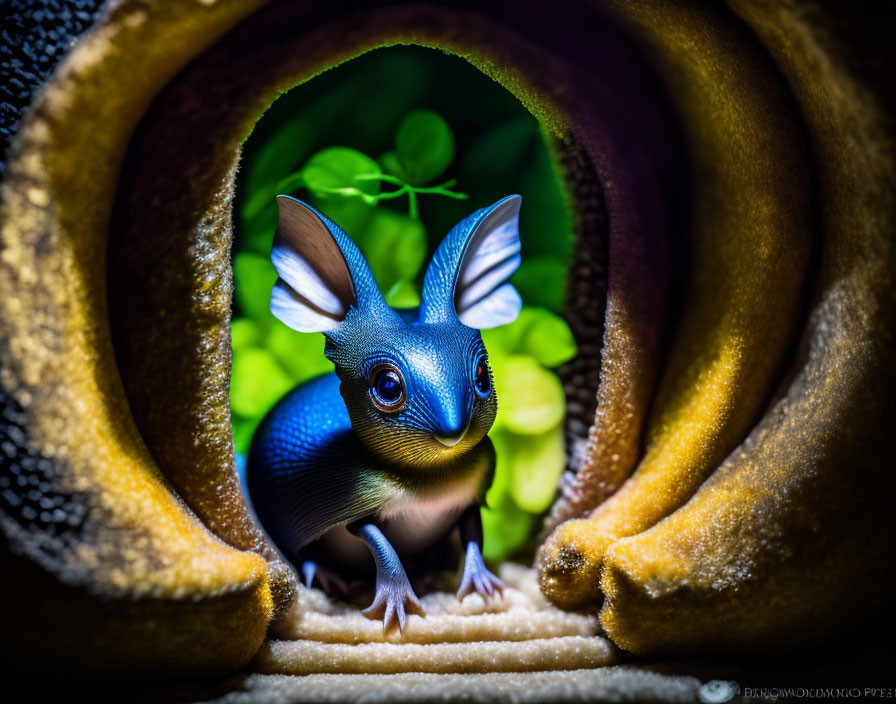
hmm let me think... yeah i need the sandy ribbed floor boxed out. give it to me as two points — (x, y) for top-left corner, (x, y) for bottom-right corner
(196, 565), (706, 702)
(208, 669), (703, 703)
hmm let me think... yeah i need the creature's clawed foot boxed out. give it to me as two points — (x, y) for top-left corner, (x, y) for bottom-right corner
(301, 561), (348, 597)
(363, 572), (425, 632)
(457, 541), (504, 601)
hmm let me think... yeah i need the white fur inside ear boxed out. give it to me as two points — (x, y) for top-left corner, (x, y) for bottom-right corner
(457, 253), (522, 312)
(271, 244), (346, 317)
(460, 217), (522, 286)
(270, 279), (343, 333)
(455, 196), (522, 328)
(458, 283), (522, 329)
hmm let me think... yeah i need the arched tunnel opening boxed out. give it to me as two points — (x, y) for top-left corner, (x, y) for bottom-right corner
(228, 44), (608, 570)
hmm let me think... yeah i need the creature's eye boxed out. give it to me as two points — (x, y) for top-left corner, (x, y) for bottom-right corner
(474, 356), (491, 399)
(368, 364), (406, 412)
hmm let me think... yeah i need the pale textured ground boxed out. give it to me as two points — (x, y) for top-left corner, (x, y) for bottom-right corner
(192, 565), (705, 702)
(206, 669), (703, 703)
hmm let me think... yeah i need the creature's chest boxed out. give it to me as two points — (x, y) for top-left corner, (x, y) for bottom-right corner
(376, 481), (479, 555)
(317, 467), (485, 570)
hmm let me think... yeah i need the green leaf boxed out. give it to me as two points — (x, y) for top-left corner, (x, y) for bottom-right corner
(230, 347), (294, 419)
(378, 150), (408, 180)
(233, 252), (277, 321)
(355, 207), (427, 292)
(231, 317), (259, 352)
(512, 256), (568, 312)
(508, 426), (566, 513)
(232, 414), (262, 457)
(485, 428), (514, 507)
(481, 321), (526, 360)
(265, 324), (334, 382)
(301, 146), (381, 201)
(493, 355), (565, 435)
(395, 110), (455, 185)
(516, 308), (577, 368)
(481, 502), (535, 562)
(384, 280), (421, 309)
(308, 194), (375, 236)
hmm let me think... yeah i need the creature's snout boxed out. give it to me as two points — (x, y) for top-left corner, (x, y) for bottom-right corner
(434, 422), (469, 447)
(431, 398), (472, 447)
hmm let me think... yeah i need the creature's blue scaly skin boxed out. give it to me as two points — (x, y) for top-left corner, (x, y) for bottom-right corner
(246, 195), (522, 631)
(248, 373), (386, 563)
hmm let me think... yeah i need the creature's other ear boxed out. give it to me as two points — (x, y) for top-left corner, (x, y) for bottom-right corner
(421, 195), (523, 329)
(270, 196), (390, 333)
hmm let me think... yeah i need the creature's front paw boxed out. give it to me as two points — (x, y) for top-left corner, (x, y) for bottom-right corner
(457, 542), (504, 601)
(363, 573), (425, 632)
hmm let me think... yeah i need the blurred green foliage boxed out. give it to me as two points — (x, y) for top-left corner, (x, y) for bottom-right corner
(231, 46), (574, 561)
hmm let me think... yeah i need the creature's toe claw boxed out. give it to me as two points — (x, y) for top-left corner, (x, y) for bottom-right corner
(458, 543), (504, 602)
(407, 592), (425, 618)
(362, 597), (385, 621)
(364, 577), (423, 632)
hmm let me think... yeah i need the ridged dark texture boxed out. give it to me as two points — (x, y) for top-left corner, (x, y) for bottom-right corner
(0, 0), (104, 176)
(0, 393), (88, 555)
(554, 136), (609, 473)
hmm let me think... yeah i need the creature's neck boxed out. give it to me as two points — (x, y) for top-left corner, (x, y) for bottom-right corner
(368, 439), (494, 495)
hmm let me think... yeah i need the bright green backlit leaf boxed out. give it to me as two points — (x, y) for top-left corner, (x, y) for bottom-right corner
(485, 428), (513, 508)
(494, 355), (565, 435)
(395, 110), (455, 185)
(302, 147), (381, 201)
(508, 426), (566, 513)
(356, 207), (427, 292)
(481, 321), (526, 359)
(234, 252), (277, 321)
(385, 280), (421, 309)
(513, 256), (568, 313)
(266, 324), (334, 382)
(308, 194), (376, 236)
(231, 317), (259, 352)
(516, 308), (577, 368)
(232, 414), (263, 457)
(482, 307), (576, 368)
(230, 346), (295, 419)
(481, 503), (535, 562)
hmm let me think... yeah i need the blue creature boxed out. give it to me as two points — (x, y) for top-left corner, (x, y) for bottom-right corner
(246, 194), (523, 631)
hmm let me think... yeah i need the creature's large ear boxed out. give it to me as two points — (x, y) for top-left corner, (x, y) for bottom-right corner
(420, 195), (523, 329)
(269, 196), (389, 333)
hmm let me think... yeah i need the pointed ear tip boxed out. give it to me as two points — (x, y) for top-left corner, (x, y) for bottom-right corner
(491, 194), (522, 218)
(276, 195), (321, 218)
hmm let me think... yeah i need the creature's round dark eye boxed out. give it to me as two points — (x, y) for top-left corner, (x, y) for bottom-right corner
(474, 356), (491, 398)
(369, 364), (405, 412)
